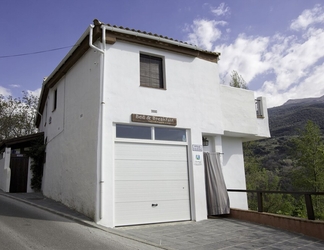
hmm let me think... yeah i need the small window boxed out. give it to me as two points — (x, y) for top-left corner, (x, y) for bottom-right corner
(53, 89), (57, 111)
(140, 54), (164, 89)
(116, 124), (151, 139)
(255, 97), (264, 118)
(155, 127), (186, 142)
(44, 102), (48, 126)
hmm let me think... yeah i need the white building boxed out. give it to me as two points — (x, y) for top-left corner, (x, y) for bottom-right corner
(36, 19), (270, 228)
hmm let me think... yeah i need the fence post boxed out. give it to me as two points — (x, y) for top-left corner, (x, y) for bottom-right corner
(304, 194), (315, 220)
(257, 192), (263, 212)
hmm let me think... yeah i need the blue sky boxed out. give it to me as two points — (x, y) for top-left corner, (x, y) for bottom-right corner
(1, 0), (324, 107)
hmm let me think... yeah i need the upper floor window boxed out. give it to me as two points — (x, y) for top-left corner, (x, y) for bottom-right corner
(53, 89), (57, 112)
(140, 54), (164, 89)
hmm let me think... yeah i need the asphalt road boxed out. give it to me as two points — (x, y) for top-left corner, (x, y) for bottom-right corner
(0, 195), (160, 250)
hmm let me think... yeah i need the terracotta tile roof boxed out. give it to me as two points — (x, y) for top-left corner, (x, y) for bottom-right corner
(93, 19), (220, 56)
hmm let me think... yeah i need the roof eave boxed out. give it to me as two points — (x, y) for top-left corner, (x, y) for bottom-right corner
(35, 26), (101, 127)
(0, 132), (44, 150)
(36, 20), (220, 127)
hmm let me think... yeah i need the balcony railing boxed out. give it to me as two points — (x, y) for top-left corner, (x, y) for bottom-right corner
(227, 189), (324, 220)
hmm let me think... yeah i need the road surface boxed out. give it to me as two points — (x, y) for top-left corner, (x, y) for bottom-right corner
(0, 194), (160, 250)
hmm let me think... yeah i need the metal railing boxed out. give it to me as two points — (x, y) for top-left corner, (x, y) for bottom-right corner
(227, 189), (324, 220)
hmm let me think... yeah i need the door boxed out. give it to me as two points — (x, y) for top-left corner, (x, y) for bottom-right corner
(9, 155), (29, 193)
(115, 142), (190, 226)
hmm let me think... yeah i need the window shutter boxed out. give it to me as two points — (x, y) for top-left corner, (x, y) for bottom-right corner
(140, 54), (163, 88)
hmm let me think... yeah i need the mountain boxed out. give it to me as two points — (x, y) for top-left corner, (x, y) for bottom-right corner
(283, 95), (324, 106)
(245, 95), (324, 192)
(268, 95), (324, 137)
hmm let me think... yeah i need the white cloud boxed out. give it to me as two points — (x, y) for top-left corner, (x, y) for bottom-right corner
(211, 3), (230, 16)
(9, 84), (21, 88)
(290, 4), (324, 31)
(256, 27), (324, 107)
(216, 35), (271, 84)
(258, 62), (324, 107)
(186, 19), (227, 50)
(258, 27), (324, 95)
(184, 4), (324, 107)
(0, 86), (11, 96)
(27, 88), (41, 98)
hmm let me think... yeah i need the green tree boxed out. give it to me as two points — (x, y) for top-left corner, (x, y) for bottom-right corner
(0, 91), (38, 141)
(26, 136), (45, 191)
(229, 70), (248, 89)
(244, 141), (294, 215)
(291, 120), (324, 219)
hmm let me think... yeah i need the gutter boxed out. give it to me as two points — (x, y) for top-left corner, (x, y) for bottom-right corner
(89, 24), (106, 221)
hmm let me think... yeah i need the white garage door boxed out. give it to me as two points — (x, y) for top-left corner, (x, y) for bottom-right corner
(115, 142), (190, 226)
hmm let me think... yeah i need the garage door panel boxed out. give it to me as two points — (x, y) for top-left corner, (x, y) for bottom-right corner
(115, 143), (187, 161)
(115, 200), (191, 226)
(115, 142), (190, 226)
(115, 160), (188, 180)
(115, 180), (189, 202)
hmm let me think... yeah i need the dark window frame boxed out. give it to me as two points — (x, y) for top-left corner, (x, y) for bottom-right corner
(140, 53), (165, 89)
(154, 127), (187, 142)
(52, 89), (57, 112)
(116, 124), (187, 142)
(116, 124), (152, 140)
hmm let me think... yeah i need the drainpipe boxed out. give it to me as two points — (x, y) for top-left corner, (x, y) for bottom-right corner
(89, 24), (105, 220)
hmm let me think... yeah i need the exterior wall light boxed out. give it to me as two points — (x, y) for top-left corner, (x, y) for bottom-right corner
(202, 137), (209, 146)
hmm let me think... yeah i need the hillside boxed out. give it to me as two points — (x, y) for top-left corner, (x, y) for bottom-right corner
(268, 95), (324, 137)
(246, 95), (324, 191)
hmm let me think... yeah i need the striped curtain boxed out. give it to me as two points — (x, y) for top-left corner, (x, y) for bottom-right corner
(204, 152), (230, 215)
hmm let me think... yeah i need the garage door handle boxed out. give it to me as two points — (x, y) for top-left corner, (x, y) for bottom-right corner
(152, 204), (158, 207)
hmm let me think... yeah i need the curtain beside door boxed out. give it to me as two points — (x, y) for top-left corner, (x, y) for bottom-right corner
(204, 152), (230, 215)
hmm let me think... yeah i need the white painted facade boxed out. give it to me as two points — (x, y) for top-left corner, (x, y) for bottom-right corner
(40, 49), (101, 218)
(0, 148), (11, 192)
(37, 22), (270, 228)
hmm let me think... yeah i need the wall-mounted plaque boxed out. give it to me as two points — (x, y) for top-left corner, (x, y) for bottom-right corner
(131, 114), (177, 126)
(192, 144), (203, 152)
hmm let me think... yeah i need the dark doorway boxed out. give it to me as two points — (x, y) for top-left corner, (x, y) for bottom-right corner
(9, 155), (29, 193)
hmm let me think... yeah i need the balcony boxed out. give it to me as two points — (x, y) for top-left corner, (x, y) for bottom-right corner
(220, 85), (270, 141)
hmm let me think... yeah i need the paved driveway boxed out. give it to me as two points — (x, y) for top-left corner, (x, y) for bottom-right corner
(117, 218), (324, 249)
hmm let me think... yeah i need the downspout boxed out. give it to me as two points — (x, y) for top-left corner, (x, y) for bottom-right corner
(89, 24), (105, 220)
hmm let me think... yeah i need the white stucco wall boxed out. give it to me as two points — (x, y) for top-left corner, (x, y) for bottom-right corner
(222, 136), (248, 209)
(221, 85), (256, 136)
(0, 148), (11, 192)
(220, 85), (270, 140)
(40, 36), (269, 228)
(202, 135), (248, 210)
(97, 41), (224, 227)
(41, 49), (101, 219)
